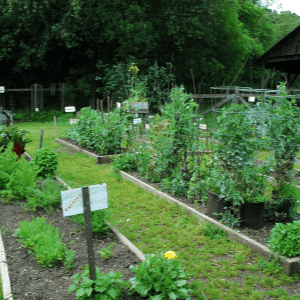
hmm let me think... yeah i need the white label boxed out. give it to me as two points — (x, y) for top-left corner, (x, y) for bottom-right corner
(35, 108), (39, 112)
(61, 184), (108, 217)
(145, 124), (150, 130)
(148, 115), (155, 119)
(70, 119), (79, 124)
(199, 124), (207, 130)
(248, 97), (255, 102)
(0, 87), (5, 93)
(65, 106), (76, 112)
(116, 102), (121, 108)
(133, 118), (142, 124)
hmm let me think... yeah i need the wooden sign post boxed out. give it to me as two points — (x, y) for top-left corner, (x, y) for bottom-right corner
(60, 183), (108, 280)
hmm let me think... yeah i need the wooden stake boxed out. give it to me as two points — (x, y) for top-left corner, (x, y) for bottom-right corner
(107, 96), (110, 124)
(54, 116), (57, 139)
(39, 129), (44, 150)
(82, 186), (96, 281)
(101, 100), (104, 124)
(97, 98), (99, 113)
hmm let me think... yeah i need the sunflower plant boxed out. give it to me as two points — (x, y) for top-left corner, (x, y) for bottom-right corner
(128, 63), (148, 102)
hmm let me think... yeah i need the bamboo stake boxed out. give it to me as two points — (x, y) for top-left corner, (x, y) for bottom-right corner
(107, 96), (110, 124)
(97, 98), (99, 113)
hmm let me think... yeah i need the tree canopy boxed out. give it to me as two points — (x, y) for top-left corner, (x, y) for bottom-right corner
(0, 0), (296, 107)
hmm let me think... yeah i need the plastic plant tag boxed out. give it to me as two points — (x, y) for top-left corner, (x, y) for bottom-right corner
(70, 119), (79, 124)
(61, 184), (108, 217)
(248, 97), (255, 102)
(133, 118), (142, 124)
(199, 124), (207, 130)
(65, 106), (76, 112)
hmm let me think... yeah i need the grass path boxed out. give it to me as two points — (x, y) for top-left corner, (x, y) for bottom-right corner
(9, 120), (300, 299)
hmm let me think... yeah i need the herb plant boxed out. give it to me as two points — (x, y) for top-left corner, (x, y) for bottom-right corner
(13, 217), (75, 268)
(68, 264), (130, 300)
(30, 147), (59, 179)
(128, 251), (193, 299)
(266, 220), (300, 258)
(98, 242), (115, 260)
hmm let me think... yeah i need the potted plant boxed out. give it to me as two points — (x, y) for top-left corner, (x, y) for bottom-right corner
(205, 168), (243, 219)
(238, 166), (269, 229)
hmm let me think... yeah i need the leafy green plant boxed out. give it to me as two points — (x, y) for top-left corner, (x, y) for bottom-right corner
(68, 264), (130, 300)
(12, 216), (75, 268)
(22, 177), (67, 213)
(161, 169), (188, 197)
(0, 126), (32, 155)
(203, 222), (228, 240)
(98, 242), (115, 260)
(61, 107), (131, 155)
(0, 226), (8, 237)
(128, 251), (193, 299)
(69, 209), (113, 236)
(0, 142), (39, 201)
(213, 209), (242, 229)
(64, 248), (78, 270)
(266, 220), (300, 258)
(111, 152), (136, 172)
(30, 147), (59, 179)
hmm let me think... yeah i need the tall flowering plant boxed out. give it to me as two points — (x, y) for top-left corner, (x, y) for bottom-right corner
(127, 63), (148, 102)
(128, 251), (193, 299)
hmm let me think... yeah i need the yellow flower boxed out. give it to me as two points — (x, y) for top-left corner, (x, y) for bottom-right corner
(262, 137), (265, 139)
(164, 251), (177, 260)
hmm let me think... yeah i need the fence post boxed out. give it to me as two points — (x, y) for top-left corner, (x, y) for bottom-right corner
(97, 98), (99, 113)
(39, 129), (44, 150)
(54, 116), (57, 139)
(107, 96), (110, 124)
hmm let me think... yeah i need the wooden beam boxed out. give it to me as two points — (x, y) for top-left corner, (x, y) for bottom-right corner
(261, 64), (265, 89)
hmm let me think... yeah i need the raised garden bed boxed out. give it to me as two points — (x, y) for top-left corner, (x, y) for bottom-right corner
(0, 152), (148, 299)
(50, 138), (300, 275)
(55, 138), (126, 164)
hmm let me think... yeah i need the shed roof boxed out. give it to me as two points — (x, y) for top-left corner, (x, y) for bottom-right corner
(256, 24), (300, 73)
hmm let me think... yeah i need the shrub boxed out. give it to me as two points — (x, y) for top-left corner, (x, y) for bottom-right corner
(267, 220), (300, 258)
(111, 152), (136, 172)
(30, 147), (59, 179)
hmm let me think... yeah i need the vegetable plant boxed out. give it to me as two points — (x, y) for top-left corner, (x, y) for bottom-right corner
(30, 147), (59, 179)
(266, 220), (300, 258)
(68, 264), (130, 300)
(128, 251), (193, 299)
(13, 217), (76, 268)
(98, 242), (115, 260)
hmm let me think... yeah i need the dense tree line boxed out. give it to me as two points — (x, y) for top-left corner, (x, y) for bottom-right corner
(0, 0), (299, 109)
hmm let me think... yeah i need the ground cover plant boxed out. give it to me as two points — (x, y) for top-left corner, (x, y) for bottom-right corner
(12, 115), (300, 299)
(12, 216), (77, 269)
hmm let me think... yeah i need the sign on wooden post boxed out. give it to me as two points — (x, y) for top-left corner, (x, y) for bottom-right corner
(61, 184), (108, 280)
(39, 129), (44, 150)
(0, 87), (5, 93)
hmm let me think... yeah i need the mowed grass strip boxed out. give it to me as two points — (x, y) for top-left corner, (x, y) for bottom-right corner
(12, 120), (300, 300)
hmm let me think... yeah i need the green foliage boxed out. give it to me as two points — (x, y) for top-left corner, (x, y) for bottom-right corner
(30, 147), (59, 179)
(266, 220), (300, 258)
(98, 243), (115, 260)
(161, 169), (188, 197)
(12, 216), (75, 268)
(12, 109), (67, 123)
(0, 142), (39, 201)
(203, 223), (228, 241)
(111, 152), (136, 172)
(22, 177), (67, 213)
(0, 126), (32, 154)
(69, 210), (112, 236)
(258, 255), (283, 276)
(213, 209), (242, 229)
(128, 252), (193, 300)
(68, 264), (130, 300)
(61, 107), (131, 155)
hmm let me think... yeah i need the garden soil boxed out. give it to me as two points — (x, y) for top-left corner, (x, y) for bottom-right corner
(0, 183), (147, 300)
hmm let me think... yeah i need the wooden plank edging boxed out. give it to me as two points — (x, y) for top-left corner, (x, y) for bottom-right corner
(119, 170), (300, 276)
(0, 233), (13, 300)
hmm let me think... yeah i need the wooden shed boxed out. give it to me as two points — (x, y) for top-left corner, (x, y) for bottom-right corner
(256, 25), (300, 89)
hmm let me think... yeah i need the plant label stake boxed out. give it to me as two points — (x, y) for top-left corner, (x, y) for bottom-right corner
(60, 184), (108, 280)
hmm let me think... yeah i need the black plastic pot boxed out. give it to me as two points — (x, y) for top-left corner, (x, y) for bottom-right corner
(240, 202), (265, 229)
(207, 189), (225, 220)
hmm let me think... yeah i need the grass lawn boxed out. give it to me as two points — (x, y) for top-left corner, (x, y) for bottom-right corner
(0, 276), (3, 300)
(7, 119), (300, 299)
